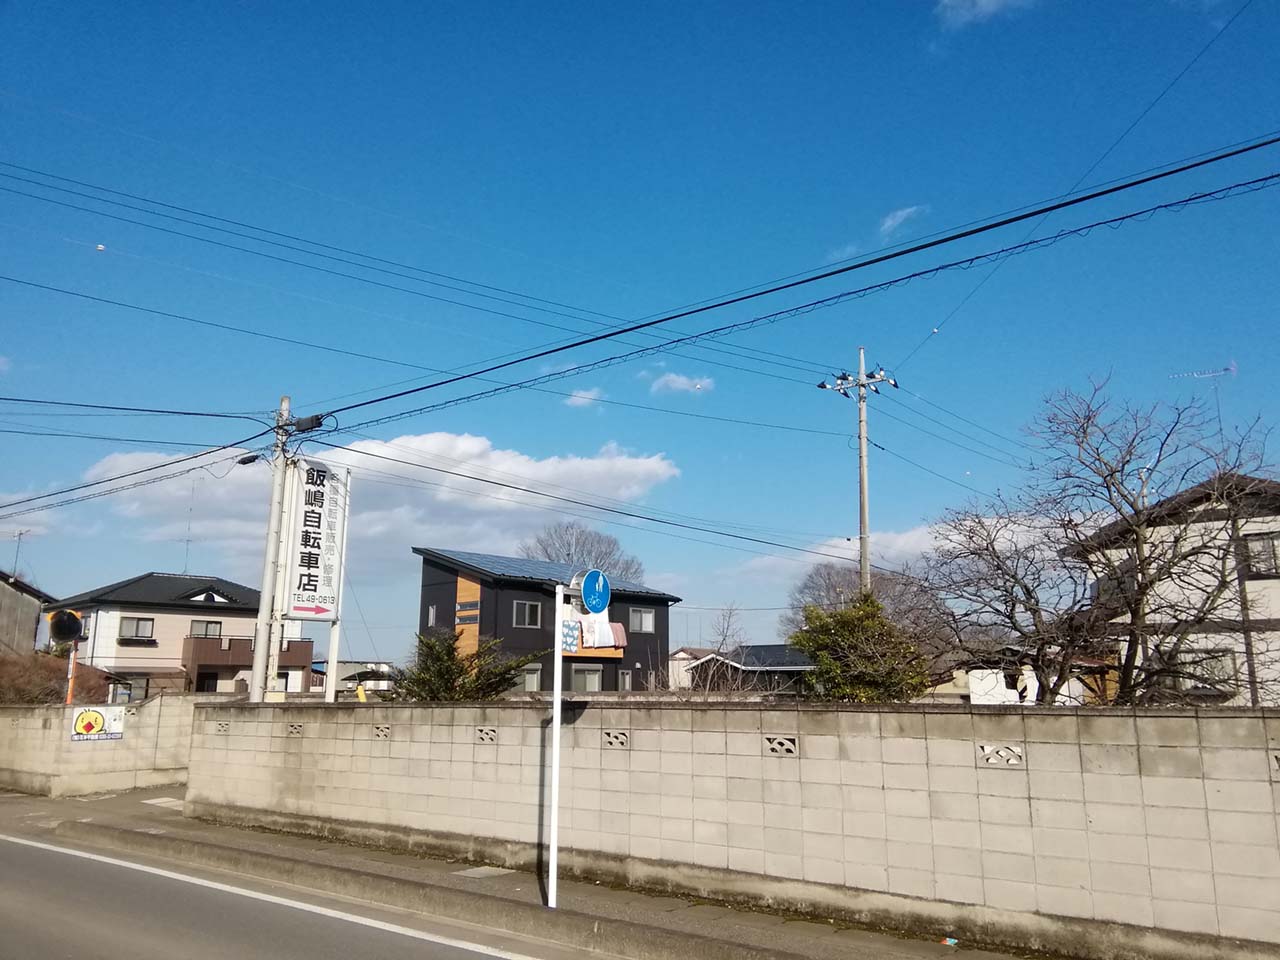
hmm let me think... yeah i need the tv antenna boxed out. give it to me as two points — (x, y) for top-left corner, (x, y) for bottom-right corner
(1169, 360), (1236, 440)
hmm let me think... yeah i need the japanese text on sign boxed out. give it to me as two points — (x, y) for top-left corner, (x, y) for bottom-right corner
(282, 459), (351, 622)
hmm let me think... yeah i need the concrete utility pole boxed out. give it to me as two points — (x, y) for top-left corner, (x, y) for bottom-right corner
(817, 348), (898, 594)
(249, 396), (292, 703)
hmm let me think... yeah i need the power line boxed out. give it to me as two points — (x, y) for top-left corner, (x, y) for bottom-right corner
(0, 395), (269, 423)
(5, 143), (1275, 442)
(867, 439), (988, 496)
(894, 0), (1258, 370)
(317, 137), (1280, 420)
(892, 386), (1036, 452)
(0, 429), (271, 512)
(0, 274), (828, 446)
(336, 428), (841, 542)
(634, 130), (1280, 332)
(0, 175), (825, 385)
(307, 438), (867, 566)
(331, 169), (1280, 435)
(0, 425), (223, 447)
(0, 449), (254, 523)
(348, 464), (836, 568)
(871, 404), (1026, 469)
(0, 159), (834, 377)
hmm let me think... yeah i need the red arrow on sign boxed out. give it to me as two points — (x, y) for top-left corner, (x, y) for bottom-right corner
(292, 605), (331, 615)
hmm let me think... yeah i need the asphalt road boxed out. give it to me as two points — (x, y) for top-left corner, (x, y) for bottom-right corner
(0, 834), (572, 960)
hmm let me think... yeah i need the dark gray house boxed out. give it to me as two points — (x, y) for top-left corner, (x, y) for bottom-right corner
(413, 547), (681, 693)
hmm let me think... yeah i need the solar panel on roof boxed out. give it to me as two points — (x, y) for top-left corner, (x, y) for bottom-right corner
(418, 547), (676, 599)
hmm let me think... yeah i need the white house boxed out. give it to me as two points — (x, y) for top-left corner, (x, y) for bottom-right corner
(1073, 474), (1280, 706)
(49, 572), (312, 700)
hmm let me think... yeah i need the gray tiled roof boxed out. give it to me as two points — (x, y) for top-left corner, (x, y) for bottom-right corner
(412, 547), (681, 602)
(728, 644), (813, 670)
(51, 572), (260, 612)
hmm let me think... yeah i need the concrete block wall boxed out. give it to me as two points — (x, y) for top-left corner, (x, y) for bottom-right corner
(186, 702), (1280, 956)
(0, 694), (196, 796)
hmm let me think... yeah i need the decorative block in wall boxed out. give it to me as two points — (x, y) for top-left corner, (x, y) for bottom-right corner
(476, 726), (498, 744)
(603, 730), (630, 749)
(765, 735), (799, 756)
(978, 743), (1023, 766)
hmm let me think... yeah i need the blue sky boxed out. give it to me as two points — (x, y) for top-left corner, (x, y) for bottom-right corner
(2, 0), (1279, 655)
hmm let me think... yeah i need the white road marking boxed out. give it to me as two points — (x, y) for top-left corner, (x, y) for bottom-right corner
(455, 866), (516, 879)
(0, 833), (550, 960)
(140, 797), (184, 810)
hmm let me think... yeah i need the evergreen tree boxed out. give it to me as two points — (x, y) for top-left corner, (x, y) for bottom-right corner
(789, 595), (930, 703)
(389, 629), (546, 702)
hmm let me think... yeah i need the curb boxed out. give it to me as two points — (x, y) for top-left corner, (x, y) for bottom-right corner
(53, 820), (811, 960)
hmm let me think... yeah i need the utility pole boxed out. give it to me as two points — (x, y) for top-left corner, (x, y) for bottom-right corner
(249, 396), (292, 703)
(9, 529), (31, 580)
(856, 348), (872, 594)
(9, 530), (31, 653)
(818, 347), (897, 594)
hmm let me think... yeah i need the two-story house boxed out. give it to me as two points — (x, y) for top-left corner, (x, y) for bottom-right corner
(1072, 473), (1280, 706)
(413, 547), (681, 693)
(48, 572), (313, 700)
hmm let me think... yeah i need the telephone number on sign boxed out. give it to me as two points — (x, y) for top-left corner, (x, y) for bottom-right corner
(292, 592), (338, 607)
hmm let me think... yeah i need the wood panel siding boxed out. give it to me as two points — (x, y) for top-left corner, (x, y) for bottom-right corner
(455, 575), (482, 657)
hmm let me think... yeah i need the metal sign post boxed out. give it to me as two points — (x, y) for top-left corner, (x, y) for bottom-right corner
(323, 469), (353, 703)
(548, 582), (566, 909)
(547, 568), (611, 910)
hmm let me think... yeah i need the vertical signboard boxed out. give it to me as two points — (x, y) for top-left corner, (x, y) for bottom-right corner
(282, 458), (351, 622)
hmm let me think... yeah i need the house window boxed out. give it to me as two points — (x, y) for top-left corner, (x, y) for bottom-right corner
(571, 664), (602, 692)
(522, 665), (542, 692)
(618, 669), (632, 692)
(514, 600), (542, 629)
(190, 620), (222, 638)
(1244, 533), (1280, 577)
(195, 671), (219, 693)
(427, 604), (437, 628)
(119, 617), (154, 642)
(629, 607), (655, 634)
(1178, 648), (1239, 694)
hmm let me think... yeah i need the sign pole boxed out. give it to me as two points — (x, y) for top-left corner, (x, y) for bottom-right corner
(324, 469), (352, 703)
(548, 582), (565, 909)
(266, 460), (295, 694)
(64, 639), (78, 705)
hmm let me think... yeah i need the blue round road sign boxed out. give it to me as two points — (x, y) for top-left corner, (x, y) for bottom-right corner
(580, 569), (611, 615)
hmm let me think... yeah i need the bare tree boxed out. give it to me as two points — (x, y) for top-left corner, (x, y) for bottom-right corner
(920, 383), (1272, 706)
(517, 521), (645, 582)
(919, 500), (1105, 705)
(709, 603), (745, 650)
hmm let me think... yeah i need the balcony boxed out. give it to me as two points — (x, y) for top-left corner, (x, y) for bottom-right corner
(182, 635), (314, 670)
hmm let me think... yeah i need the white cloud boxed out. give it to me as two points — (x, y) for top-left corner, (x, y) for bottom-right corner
(825, 242), (861, 264)
(878, 205), (929, 238)
(936, 0), (1034, 28)
(564, 388), (603, 407)
(650, 373), (714, 395)
(0, 355), (11, 374)
(81, 432), (681, 582)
